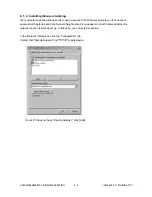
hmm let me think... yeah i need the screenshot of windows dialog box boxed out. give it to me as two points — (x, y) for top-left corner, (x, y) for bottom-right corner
(27, 46), (82, 115)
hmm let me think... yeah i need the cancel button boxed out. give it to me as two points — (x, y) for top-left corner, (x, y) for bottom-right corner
(69, 109), (81, 114)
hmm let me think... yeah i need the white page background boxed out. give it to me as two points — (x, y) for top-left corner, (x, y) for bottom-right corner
(0, 0), (152, 197)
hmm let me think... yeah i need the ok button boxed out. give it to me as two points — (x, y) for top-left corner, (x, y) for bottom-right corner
(57, 109), (69, 114)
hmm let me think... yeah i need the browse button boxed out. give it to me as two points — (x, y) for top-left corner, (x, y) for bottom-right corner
(69, 109), (81, 114)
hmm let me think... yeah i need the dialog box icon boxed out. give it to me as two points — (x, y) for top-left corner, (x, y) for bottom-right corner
(27, 46), (82, 115)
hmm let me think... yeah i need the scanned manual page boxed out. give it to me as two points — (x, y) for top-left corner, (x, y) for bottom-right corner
(1, 0), (152, 197)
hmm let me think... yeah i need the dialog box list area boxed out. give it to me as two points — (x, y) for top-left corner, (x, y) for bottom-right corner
(27, 46), (81, 115)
